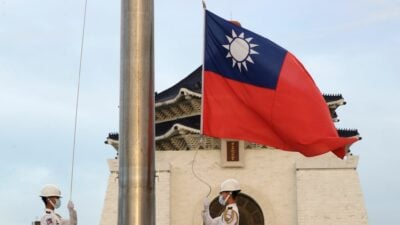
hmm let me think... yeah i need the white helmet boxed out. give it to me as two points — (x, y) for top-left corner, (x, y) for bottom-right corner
(220, 178), (241, 192)
(40, 184), (62, 197)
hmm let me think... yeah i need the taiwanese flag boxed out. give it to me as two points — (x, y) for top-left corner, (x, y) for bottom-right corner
(201, 10), (358, 158)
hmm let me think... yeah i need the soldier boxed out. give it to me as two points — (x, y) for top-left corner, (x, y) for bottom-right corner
(202, 178), (241, 225)
(39, 184), (77, 225)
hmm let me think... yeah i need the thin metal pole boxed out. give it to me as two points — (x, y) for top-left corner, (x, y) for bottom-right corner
(119, 0), (155, 224)
(200, 0), (206, 134)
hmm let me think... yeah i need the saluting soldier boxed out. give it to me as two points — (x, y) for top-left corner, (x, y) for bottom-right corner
(202, 179), (241, 225)
(39, 184), (77, 225)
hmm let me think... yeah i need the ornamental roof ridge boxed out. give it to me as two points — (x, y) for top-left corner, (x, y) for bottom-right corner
(155, 123), (200, 141)
(155, 66), (202, 102)
(105, 132), (119, 151)
(155, 87), (201, 108)
(323, 93), (343, 98)
(323, 93), (346, 105)
(106, 132), (119, 141)
(105, 124), (201, 148)
(337, 128), (361, 139)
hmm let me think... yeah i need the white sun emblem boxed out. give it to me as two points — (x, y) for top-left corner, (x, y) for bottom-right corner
(223, 30), (259, 72)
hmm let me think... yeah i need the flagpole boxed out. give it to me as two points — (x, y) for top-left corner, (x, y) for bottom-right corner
(119, 0), (155, 225)
(200, 0), (206, 135)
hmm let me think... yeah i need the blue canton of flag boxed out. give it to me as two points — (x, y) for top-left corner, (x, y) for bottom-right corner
(204, 10), (287, 89)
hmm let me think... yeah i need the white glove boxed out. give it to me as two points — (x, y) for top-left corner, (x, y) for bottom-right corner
(203, 197), (210, 211)
(67, 200), (78, 225)
(67, 200), (75, 211)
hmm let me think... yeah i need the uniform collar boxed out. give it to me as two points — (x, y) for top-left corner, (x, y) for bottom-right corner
(226, 203), (237, 208)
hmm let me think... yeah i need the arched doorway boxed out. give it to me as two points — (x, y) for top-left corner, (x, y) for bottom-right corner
(209, 193), (264, 225)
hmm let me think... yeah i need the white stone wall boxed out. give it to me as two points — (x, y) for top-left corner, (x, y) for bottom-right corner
(100, 159), (119, 225)
(156, 161), (171, 225)
(296, 155), (368, 225)
(100, 149), (368, 225)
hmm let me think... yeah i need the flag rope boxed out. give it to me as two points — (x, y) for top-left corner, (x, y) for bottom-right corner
(69, 0), (89, 201)
(191, 136), (212, 197)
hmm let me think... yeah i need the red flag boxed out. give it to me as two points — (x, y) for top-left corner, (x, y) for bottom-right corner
(201, 10), (358, 158)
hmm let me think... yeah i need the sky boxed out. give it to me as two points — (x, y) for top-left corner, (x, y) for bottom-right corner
(0, 0), (399, 224)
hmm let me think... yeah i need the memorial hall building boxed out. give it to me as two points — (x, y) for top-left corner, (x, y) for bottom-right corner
(101, 66), (368, 225)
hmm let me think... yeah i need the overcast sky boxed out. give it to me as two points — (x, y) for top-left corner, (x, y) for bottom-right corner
(0, 0), (399, 224)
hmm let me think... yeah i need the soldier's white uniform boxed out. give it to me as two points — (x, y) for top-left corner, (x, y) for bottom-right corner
(39, 184), (77, 225)
(40, 207), (77, 225)
(202, 179), (241, 225)
(202, 203), (239, 225)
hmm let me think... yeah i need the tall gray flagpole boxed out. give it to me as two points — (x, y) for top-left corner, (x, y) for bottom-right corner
(119, 0), (155, 224)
